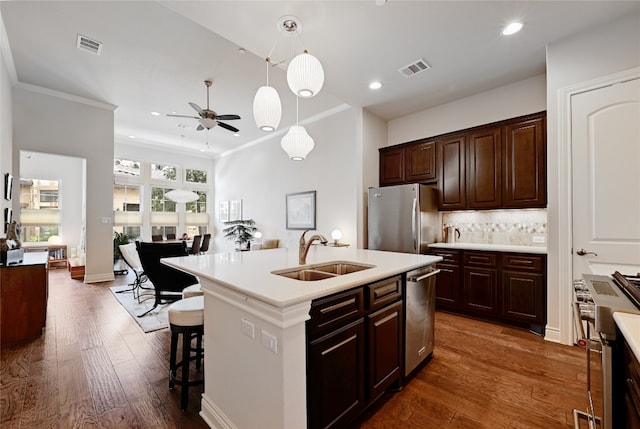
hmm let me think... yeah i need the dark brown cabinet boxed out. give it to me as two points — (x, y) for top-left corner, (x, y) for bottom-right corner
(307, 275), (403, 429)
(405, 140), (436, 183)
(503, 116), (546, 208)
(431, 249), (461, 310)
(437, 134), (466, 210)
(615, 336), (640, 429)
(379, 140), (436, 187)
(430, 248), (546, 333)
(379, 147), (405, 186)
(466, 127), (502, 209)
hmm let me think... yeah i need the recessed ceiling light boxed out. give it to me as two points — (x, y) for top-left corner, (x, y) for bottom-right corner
(234, 133), (240, 137)
(502, 22), (523, 36)
(369, 81), (382, 90)
(128, 135), (136, 139)
(151, 111), (160, 116)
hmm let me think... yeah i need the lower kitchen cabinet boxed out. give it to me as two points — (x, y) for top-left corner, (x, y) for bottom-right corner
(307, 276), (404, 429)
(431, 248), (546, 333)
(308, 319), (366, 429)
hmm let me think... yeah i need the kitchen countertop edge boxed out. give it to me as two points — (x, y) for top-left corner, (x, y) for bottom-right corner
(614, 312), (640, 360)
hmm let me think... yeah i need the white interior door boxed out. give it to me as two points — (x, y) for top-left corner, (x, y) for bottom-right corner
(572, 78), (640, 276)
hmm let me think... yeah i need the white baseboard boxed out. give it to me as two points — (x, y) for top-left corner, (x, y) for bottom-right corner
(83, 272), (115, 283)
(200, 394), (236, 429)
(544, 325), (563, 344)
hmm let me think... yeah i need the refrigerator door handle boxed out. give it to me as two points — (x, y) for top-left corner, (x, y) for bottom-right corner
(412, 197), (418, 252)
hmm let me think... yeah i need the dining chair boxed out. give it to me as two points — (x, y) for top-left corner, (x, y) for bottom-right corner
(151, 235), (163, 242)
(189, 235), (202, 255)
(117, 242), (150, 301)
(166, 233), (176, 240)
(136, 241), (198, 317)
(199, 233), (211, 254)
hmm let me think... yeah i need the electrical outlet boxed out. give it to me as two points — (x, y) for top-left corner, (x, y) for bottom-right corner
(241, 318), (255, 339)
(101, 217), (112, 224)
(532, 235), (546, 244)
(261, 330), (278, 354)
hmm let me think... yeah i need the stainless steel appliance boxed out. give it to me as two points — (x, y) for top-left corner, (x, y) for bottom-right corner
(404, 265), (439, 376)
(572, 271), (640, 429)
(367, 184), (439, 253)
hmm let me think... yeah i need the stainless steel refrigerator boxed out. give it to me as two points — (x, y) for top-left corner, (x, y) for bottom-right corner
(367, 183), (440, 253)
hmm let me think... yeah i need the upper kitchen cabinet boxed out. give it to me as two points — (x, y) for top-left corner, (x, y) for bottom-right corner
(379, 139), (436, 187)
(405, 140), (436, 183)
(379, 147), (405, 186)
(437, 134), (467, 210)
(502, 116), (546, 208)
(466, 127), (502, 209)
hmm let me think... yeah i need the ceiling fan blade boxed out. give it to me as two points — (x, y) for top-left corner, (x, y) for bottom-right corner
(166, 114), (200, 119)
(196, 124), (205, 131)
(218, 122), (239, 133)
(216, 114), (241, 121)
(189, 102), (205, 116)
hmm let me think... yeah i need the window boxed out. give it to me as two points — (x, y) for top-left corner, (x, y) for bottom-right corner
(186, 191), (208, 237)
(151, 187), (178, 234)
(186, 168), (207, 184)
(151, 163), (177, 181)
(19, 178), (61, 242)
(186, 191), (207, 213)
(151, 187), (176, 212)
(113, 184), (142, 234)
(114, 158), (141, 177)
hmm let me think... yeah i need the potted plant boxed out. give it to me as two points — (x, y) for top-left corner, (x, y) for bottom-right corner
(113, 231), (133, 273)
(222, 219), (257, 251)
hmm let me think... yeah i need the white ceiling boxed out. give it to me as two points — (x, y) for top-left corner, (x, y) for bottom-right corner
(2, 1), (639, 157)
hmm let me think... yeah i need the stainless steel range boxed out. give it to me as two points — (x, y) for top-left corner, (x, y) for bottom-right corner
(572, 271), (640, 429)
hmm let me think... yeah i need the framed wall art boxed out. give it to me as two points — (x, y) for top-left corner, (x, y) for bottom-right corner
(229, 199), (242, 221)
(286, 190), (316, 230)
(219, 201), (229, 222)
(4, 173), (13, 201)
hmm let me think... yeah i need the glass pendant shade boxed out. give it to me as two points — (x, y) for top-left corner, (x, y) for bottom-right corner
(253, 85), (282, 132)
(280, 125), (314, 160)
(165, 188), (199, 203)
(287, 51), (324, 98)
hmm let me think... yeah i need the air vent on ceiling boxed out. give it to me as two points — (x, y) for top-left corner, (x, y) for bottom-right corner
(76, 34), (103, 55)
(398, 59), (431, 77)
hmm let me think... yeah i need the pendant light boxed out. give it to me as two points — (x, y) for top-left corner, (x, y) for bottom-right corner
(165, 135), (199, 203)
(253, 57), (282, 132)
(281, 96), (314, 161)
(287, 49), (324, 98)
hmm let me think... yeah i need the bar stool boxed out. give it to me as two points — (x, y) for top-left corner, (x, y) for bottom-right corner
(182, 283), (203, 299)
(168, 295), (204, 410)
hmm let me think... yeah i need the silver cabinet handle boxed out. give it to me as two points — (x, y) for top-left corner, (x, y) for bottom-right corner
(576, 248), (598, 256)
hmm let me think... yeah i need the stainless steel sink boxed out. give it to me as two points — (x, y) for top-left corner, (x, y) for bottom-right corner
(272, 261), (375, 281)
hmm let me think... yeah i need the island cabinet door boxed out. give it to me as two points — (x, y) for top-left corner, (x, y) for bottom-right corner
(307, 319), (365, 429)
(367, 300), (403, 401)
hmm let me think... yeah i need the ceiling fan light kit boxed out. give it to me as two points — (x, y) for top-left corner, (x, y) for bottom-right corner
(280, 125), (314, 161)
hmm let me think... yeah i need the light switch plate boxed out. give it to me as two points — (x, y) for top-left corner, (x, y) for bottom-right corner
(532, 235), (546, 244)
(261, 330), (278, 354)
(241, 318), (255, 339)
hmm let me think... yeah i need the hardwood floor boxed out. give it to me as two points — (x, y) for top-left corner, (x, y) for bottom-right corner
(1, 270), (601, 428)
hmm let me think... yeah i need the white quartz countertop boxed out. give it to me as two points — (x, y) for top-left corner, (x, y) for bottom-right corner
(428, 242), (547, 254)
(162, 246), (442, 308)
(614, 312), (640, 360)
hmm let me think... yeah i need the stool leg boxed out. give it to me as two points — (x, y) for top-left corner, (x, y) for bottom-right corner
(169, 328), (178, 389)
(195, 332), (203, 371)
(180, 327), (191, 410)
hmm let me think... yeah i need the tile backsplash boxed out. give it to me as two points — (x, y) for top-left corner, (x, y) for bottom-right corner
(441, 209), (547, 247)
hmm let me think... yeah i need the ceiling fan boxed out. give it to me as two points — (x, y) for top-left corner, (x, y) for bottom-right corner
(167, 79), (241, 133)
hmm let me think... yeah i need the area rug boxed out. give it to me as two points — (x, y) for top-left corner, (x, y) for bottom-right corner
(109, 285), (173, 333)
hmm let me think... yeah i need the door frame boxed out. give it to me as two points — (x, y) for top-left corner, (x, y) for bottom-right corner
(555, 66), (640, 345)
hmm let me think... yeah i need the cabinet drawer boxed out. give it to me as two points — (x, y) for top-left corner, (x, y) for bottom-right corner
(308, 287), (365, 338)
(431, 250), (460, 265)
(464, 251), (497, 267)
(367, 275), (402, 311)
(501, 254), (544, 272)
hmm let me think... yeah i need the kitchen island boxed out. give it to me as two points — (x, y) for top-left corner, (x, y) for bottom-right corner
(163, 245), (441, 429)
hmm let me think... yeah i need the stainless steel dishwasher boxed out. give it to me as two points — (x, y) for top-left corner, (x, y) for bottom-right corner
(404, 265), (439, 376)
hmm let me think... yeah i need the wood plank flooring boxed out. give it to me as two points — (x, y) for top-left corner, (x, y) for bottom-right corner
(1, 270), (601, 428)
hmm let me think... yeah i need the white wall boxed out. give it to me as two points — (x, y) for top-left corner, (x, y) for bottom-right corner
(361, 109), (387, 247)
(13, 85), (116, 282)
(20, 151), (85, 251)
(214, 107), (359, 253)
(546, 12), (640, 344)
(387, 74), (546, 146)
(0, 10), (14, 232)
